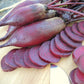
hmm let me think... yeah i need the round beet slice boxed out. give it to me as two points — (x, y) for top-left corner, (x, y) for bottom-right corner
(55, 34), (74, 52)
(74, 68), (84, 84)
(39, 41), (60, 63)
(1, 56), (15, 72)
(14, 48), (28, 68)
(29, 46), (48, 67)
(24, 49), (44, 69)
(50, 38), (71, 57)
(65, 26), (84, 42)
(69, 68), (77, 84)
(72, 46), (84, 64)
(72, 23), (84, 37)
(5, 49), (19, 68)
(77, 55), (84, 73)
(60, 31), (82, 48)
(78, 21), (84, 34)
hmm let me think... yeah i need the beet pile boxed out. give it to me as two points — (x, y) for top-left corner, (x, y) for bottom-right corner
(0, 0), (84, 83)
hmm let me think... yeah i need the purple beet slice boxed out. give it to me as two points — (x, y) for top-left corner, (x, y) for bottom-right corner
(78, 21), (84, 34)
(29, 46), (48, 67)
(60, 31), (82, 48)
(77, 55), (84, 73)
(39, 41), (60, 63)
(1, 56), (15, 72)
(65, 26), (84, 42)
(74, 68), (84, 84)
(72, 23), (84, 37)
(50, 38), (71, 57)
(24, 49), (44, 69)
(55, 34), (74, 52)
(69, 68), (77, 84)
(14, 48), (28, 68)
(72, 46), (84, 64)
(5, 49), (19, 68)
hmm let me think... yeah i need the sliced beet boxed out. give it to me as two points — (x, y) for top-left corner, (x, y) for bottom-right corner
(69, 68), (77, 84)
(72, 46), (84, 64)
(39, 41), (60, 63)
(65, 26), (84, 42)
(77, 55), (84, 73)
(29, 46), (48, 67)
(24, 49), (44, 69)
(55, 34), (74, 52)
(14, 48), (28, 68)
(1, 56), (15, 72)
(5, 49), (19, 68)
(74, 68), (84, 84)
(72, 23), (84, 37)
(60, 31), (82, 48)
(50, 38), (71, 57)
(78, 21), (84, 34)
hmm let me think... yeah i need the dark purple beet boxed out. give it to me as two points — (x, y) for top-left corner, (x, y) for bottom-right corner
(65, 26), (84, 42)
(74, 68), (84, 84)
(72, 46), (84, 64)
(55, 34), (74, 52)
(1, 56), (16, 72)
(5, 49), (19, 68)
(50, 38), (71, 57)
(69, 68), (77, 84)
(29, 46), (48, 67)
(39, 41), (61, 63)
(72, 23), (84, 37)
(78, 21), (84, 34)
(24, 49), (44, 69)
(60, 31), (82, 48)
(14, 48), (29, 68)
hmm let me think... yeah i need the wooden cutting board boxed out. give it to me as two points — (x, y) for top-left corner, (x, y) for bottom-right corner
(0, 24), (81, 84)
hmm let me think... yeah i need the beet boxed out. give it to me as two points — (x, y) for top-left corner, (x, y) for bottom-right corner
(14, 48), (28, 68)
(60, 31), (82, 48)
(78, 21), (84, 34)
(77, 55), (84, 73)
(69, 68), (77, 84)
(39, 41), (61, 63)
(55, 34), (74, 52)
(50, 38), (71, 57)
(1, 56), (15, 72)
(74, 68), (84, 84)
(5, 49), (19, 68)
(71, 23), (84, 37)
(0, 17), (65, 48)
(65, 26), (84, 42)
(24, 49), (44, 69)
(72, 46), (84, 64)
(29, 46), (48, 67)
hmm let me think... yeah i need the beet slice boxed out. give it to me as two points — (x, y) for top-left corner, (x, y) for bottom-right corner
(74, 68), (84, 84)
(77, 55), (84, 73)
(50, 38), (71, 57)
(29, 46), (48, 67)
(14, 48), (28, 68)
(5, 49), (19, 68)
(24, 49), (44, 69)
(72, 46), (84, 64)
(69, 68), (77, 84)
(65, 26), (84, 42)
(39, 41), (60, 63)
(55, 34), (74, 52)
(78, 21), (84, 34)
(60, 31), (82, 48)
(1, 56), (15, 72)
(72, 23), (84, 37)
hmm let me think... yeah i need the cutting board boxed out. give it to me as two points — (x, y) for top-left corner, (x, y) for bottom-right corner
(0, 23), (82, 84)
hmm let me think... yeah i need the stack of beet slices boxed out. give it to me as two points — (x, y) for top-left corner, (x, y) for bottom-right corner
(1, 21), (84, 72)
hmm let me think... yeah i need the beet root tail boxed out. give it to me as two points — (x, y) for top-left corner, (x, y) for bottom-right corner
(0, 21), (7, 26)
(0, 34), (9, 41)
(0, 42), (10, 48)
